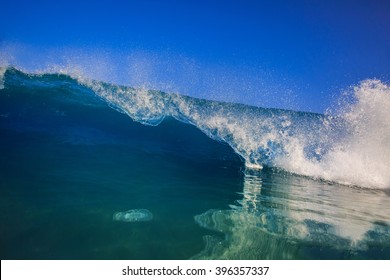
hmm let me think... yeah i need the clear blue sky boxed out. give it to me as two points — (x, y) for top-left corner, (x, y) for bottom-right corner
(1, 0), (389, 113)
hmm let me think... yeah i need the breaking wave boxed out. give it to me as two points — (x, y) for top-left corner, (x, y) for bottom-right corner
(1, 67), (389, 189)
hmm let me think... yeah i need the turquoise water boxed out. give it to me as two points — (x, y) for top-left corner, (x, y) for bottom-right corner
(0, 68), (389, 259)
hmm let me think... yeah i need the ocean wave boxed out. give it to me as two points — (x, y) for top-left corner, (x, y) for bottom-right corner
(1, 67), (389, 189)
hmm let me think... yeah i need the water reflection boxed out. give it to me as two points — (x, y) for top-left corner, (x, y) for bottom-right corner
(194, 169), (390, 259)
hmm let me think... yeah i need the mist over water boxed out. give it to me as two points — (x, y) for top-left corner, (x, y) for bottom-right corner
(0, 43), (301, 110)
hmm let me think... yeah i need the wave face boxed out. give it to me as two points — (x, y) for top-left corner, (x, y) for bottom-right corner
(1, 67), (389, 189)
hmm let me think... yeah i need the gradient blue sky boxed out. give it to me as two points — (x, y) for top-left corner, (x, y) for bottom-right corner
(1, 0), (389, 112)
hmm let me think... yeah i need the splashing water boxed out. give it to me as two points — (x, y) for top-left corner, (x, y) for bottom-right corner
(83, 75), (390, 189)
(277, 80), (390, 188)
(2, 67), (390, 189)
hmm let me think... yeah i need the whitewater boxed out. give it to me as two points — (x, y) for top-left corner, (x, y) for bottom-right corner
(1, 66), (389, 189)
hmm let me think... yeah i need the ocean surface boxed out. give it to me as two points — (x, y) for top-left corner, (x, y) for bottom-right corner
(0, 67), (389, 259)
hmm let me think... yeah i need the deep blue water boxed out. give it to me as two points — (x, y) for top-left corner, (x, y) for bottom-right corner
(0, 68), (389, 259)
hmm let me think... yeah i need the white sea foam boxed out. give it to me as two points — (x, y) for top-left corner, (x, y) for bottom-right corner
(277, 80), (390, 188)
(82, 75), (389, 189)
(178, 79), (390, 189)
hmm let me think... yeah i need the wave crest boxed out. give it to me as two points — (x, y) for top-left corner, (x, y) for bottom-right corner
(86, 76), (390, 189)
(2, 67), (389, 188)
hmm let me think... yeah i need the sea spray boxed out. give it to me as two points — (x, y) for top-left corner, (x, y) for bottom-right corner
(1, 67), (389, 189)
(86, 76), (390, 188)
(277, 80), (390, 188)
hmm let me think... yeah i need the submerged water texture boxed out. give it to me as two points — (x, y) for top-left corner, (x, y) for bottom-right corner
(0, 68), (389, 259)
